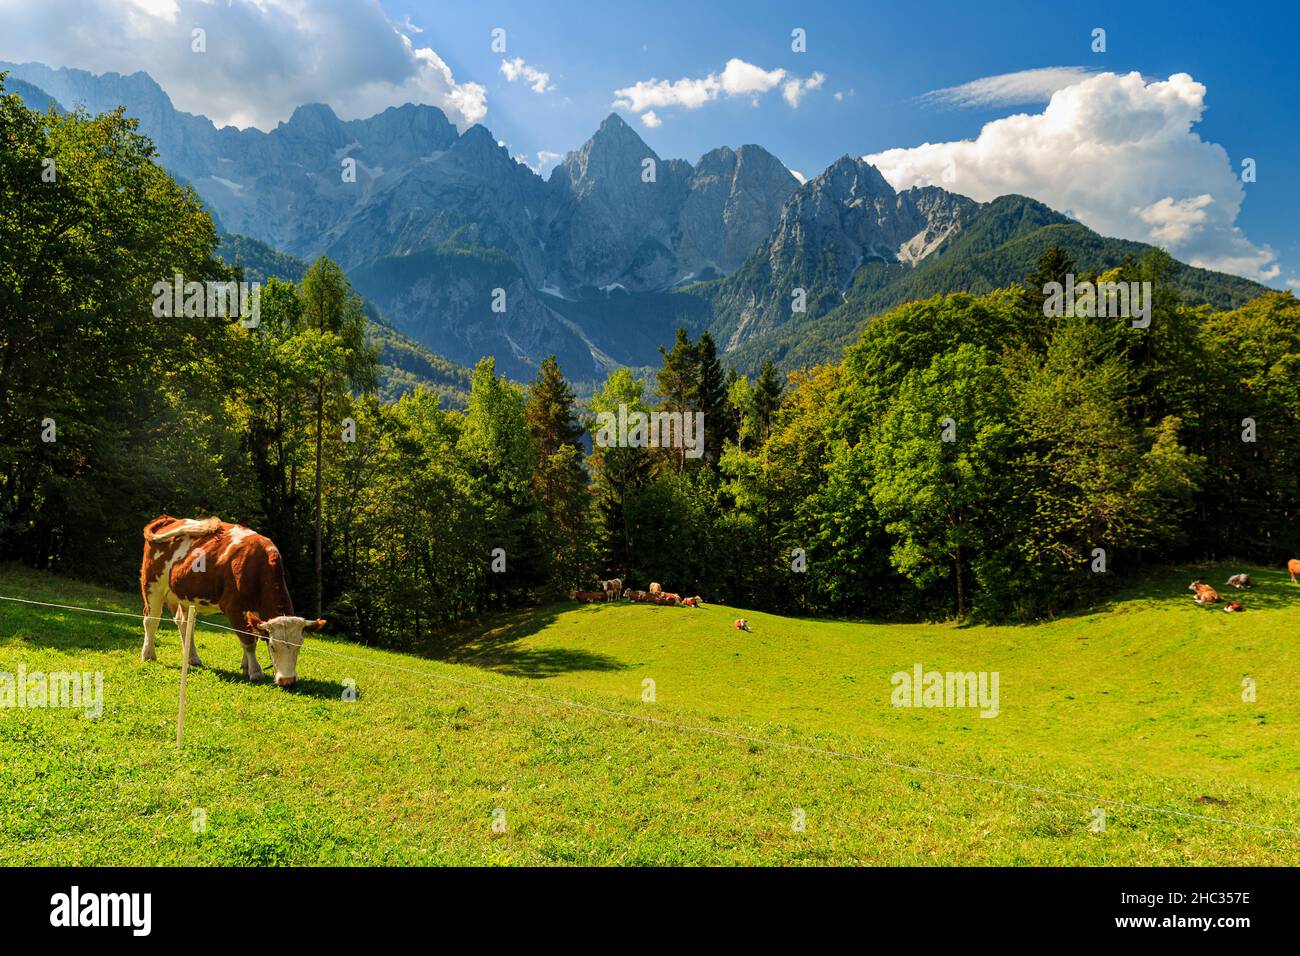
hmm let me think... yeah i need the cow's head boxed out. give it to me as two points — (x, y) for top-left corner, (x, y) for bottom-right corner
(245, 613), (325, 687)
(1188, 581), (1202, 591)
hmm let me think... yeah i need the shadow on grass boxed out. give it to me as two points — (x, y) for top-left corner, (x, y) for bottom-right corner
(427, 603), (628, 680)
(1047, 564), (1300, 622)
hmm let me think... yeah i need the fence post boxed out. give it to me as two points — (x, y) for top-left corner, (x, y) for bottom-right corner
(176, 604), (196, 748)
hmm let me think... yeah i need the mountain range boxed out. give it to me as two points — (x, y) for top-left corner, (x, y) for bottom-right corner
(2, 60), (1271, 383)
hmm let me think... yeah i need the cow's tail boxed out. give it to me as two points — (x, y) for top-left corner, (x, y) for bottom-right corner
(144, 516), (223, 542)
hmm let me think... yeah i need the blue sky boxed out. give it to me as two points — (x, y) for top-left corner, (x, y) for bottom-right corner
(1, 0), (1294, 284)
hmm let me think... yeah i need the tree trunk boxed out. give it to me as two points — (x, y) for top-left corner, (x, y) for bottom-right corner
(954, 546), (966, 619)
(314, 387), (323, 618)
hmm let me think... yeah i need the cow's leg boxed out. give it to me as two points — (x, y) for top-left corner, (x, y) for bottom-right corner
(141, 579), (169, 662)
(239, 636), (263, 681)
(174, 606), (204, 667)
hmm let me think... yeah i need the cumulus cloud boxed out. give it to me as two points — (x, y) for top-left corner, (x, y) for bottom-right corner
(0, 0), (487, 130)
(500, 57), (553, 94)
(640, 110), (662, 129)
(783, 71), (824, 107)
(921, 66), (1101, 108)
(612, 57), (822, 124)
(866, 72), (1278, 282)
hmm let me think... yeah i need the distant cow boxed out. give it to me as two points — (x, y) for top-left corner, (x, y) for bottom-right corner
(682, 596), (703, 608)
(734, 618), (751, 631)
(649, 582), (662, 594)
(1289, 559), (1300, 583)
(651, 592), (681, 606)
(599, 578), (623, 600)
(141, 516), (324, 686)
(1188, 580), (1221, 606)
(1225, 573), (1253, 589)
(571, 591), (607, 603)
(623, 589), (649, 602)
(1224, 601), (1246, 613)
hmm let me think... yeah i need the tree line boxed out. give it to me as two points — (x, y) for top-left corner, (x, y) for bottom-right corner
(4, 79), (1299, 643)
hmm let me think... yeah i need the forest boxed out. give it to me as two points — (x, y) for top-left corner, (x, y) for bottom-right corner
(4, 80), (1299, 646)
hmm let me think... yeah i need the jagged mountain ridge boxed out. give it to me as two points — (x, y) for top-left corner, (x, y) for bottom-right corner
(3, 61), (1272, 382)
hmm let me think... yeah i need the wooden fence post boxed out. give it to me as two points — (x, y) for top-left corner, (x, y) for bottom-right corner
(176, 604), (196, 748)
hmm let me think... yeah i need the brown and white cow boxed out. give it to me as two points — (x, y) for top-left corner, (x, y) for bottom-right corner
(140, 515), (324, 686)
(648, 582), (662, 594)
(599, 578), (623, 601)
(623, 589), (649, 602)
(1225, 573), (1253, 589)
(1289, 559), (1300, 583)
(570, 590), (607, 603)
(1188, 580), (1221, 606)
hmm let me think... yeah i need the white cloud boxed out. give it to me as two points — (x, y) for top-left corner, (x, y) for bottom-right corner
(866, 72), (1279, 282)
(719, 58), (785, 96)
(500, 57), (553, 94)
(640, 110), (662, 128)
(0, 0), (487, 130)
(612, 57), (822, 124)
(921, 66), (1101, 109)
(783, 71), (824, 107)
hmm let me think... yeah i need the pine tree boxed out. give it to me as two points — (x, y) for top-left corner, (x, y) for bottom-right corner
(754, 359), (785, 442)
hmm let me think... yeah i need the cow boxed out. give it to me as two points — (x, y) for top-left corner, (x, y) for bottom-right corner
(623, 589), (649, 602)
(734, 618), (751, 631)
(1225, 573), (1253, 589)
(599, 578), (623, 601)
(1289, 559), (1300, 583)
(651, 591), (681, 606)
(570, 590), (607, 603)
(682, 596), (703, 608)
(1223, 601), (1246, 613)
(140, 516), (324, 687)
(649, 582), (662, 594)
(1188, 580), (1221, 606)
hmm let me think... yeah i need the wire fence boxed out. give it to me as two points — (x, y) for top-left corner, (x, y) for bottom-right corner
(1, 591), (1297, 837)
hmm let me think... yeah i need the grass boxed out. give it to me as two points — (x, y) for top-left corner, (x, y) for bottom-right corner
(0, 562), (1297, 865)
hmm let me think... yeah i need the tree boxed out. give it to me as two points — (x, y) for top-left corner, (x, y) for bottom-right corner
(295, 256), (377, 615)
(753, 359), (785, 442)
(525, 355), (589, 591)
(869, 345), (1018, 618)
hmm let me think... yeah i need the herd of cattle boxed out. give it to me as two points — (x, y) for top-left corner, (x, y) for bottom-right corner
(1188, 559), (1300, 611)
(134, 513), (1300, 690)
(571, 579), (704, 607)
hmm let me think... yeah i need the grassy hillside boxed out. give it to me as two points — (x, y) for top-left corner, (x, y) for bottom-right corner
(1, 563), (1296, 865)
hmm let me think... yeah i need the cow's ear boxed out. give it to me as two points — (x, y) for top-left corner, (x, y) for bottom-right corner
(245, 612), (267, 634)
(304, 618), (326, 633)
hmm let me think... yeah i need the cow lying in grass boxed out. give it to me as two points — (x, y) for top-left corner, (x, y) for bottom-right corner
(571, 591), (606, 603)
(682, 596), (703, 607)
(1224, 601), (1246, 613)
(1188, 581), (1221, 606)
(1226, 573), (1253, 589)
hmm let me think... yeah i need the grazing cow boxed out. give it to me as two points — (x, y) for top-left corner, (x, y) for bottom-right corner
(1223, 601), (1246, 613)
(599, 578), (623, 601)
(1188, 580), (1221, 606)
(1225, 573), (1253, 589)
(649, 582), (662, 594)
(1289, 559), (1300, 583)
(141, 516), (324, 686)
(571, 590), (607, 603)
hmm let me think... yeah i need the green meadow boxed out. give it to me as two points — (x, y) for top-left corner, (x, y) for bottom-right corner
(1, 563), (1296, 865)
